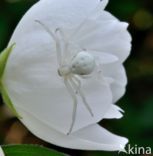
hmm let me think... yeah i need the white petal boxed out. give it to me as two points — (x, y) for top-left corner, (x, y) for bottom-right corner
(104, 104), (124, 119)
(100, 0), (109, 10)
(91, 51), (118, 64)
(3, 0), (129, 150)
(73, 124), (128, 151)
(3, 37), (112, 134)
(17, 107), (128, 151)
(0, 147), (5, 156)
(71, 16), (131, 63)
(9, 0), (104, 44)
(3, 0), (114, 136)
(102, 62), (127, 102)
(91, 0), (109, 19)
(111, 84), (126, 103)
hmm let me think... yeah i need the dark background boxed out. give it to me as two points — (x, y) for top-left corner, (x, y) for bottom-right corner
(0, 0), (153, 155)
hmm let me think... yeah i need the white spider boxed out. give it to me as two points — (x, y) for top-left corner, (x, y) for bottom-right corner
(35, 20), (96, 135)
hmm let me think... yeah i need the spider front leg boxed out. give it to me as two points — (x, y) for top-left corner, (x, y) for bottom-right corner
(71, 76), (94, 117)
(35, 20), (64, 66)
(70, 75), (81, 94)
(64, 77), (78, 135)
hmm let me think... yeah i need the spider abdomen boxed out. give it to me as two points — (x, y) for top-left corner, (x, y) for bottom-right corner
(70, 51), (95, 75)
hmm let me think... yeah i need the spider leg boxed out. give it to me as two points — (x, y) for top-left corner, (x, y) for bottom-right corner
(70, 76), (94, 117)
(64, 77), (78, 135)
(35, 20), (57, 40)
(71, 75), (81, 94)
(55, 28), (67, 66)
(35, 20), (63, 66)
(55, 29), (72, 65)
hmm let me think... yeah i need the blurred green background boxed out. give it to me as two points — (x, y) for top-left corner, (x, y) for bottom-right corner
(0, 0), (153, 156)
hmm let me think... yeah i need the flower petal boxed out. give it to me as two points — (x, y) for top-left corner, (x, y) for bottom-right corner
(91, 51), (118, 64)
(102, 62), (127, 102)
(3, 1), (112, 133)
(3, 55), (112, 134)
(9, 0), (106, 44)
(71, 16), (131, 63)
(73, 124), (128, 151)
(104, 104), (124, 119)
(17, 107), (128, 151)
(3, 32), (112, 134)
(100, 0), (109, 10)
(0, 147), (5, 156)
(2, 0), (129, 150)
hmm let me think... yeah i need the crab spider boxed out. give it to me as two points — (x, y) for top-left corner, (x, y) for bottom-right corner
(35, 20), (95, 135)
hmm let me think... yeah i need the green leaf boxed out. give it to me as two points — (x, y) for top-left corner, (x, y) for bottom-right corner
(0, 44), (21, 118)
(2, 144), (67, 156)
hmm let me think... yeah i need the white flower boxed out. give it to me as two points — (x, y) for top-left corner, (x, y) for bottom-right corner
(0, 147), (5, 156)
(0, 0), (131, 151)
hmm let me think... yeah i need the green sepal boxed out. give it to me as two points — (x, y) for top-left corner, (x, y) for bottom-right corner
(0, 44), (15, 78)
(0, 44), (21, 118)
(0, 83), (21, 118)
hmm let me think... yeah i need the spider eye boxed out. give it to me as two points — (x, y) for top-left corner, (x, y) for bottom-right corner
(70, 51), (95, 75)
